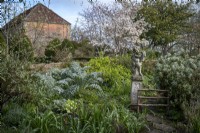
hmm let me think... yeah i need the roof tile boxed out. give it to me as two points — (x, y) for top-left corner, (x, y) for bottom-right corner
(2, 3), (71, 29)
(25, 3), (71, 25)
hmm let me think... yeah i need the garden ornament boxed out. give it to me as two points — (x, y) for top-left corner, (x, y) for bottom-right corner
(132, 46), (146, 77)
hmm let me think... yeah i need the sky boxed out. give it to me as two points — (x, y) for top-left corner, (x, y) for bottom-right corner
(40, 0), (199, 27)
(34, 0), (113, 26)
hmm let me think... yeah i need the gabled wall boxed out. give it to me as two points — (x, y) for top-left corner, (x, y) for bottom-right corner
(24, 21), (71, 57)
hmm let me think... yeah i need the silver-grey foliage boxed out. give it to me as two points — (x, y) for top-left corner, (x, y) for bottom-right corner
(35, 62), (103, 97)
(155, 50), (200, 109)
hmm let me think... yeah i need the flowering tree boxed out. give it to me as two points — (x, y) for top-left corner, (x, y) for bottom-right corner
(77, 1), (146, 55)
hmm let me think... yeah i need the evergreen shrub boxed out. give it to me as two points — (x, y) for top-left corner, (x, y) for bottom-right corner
(88, 56), (131, 94)
(45, 38), (73, 62)
(10, 35), (34, 61)
(0, 56), (31, 113)
(154, 52), (200, 118)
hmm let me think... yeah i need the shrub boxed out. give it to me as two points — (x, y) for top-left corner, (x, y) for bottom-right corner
(74, 39), (95, 58)
(45, 38), (61, 59)
(2, 103), (26, 127)
(185, 99), (200, 133)
(142, 60), (157, 76)
(61, 39), (75, 54)
(0, 56), (30, 113)
(87, 56), (131, 109)
(88, 56), (131, 91)
(145, 49), (161, 60)
(0, 32), (6, 56)
(142, 74), (156, 89)
(113, 54), (132, 70)
(45, 38), (73, 62)
(154, 52), (200, 118)
(9, 35), (34, 61)
(185, 66), (200, 132)
(190, 115), (200, 133)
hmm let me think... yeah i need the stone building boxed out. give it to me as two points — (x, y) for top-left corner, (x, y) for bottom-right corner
(2, 3), (71, 57)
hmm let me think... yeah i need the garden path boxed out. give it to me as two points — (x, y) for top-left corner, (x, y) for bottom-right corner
(142, 114), (176, 133)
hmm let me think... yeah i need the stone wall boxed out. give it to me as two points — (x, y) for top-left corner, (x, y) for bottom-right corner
(24, 21), (71, 57)
(30, 62), (66, 72)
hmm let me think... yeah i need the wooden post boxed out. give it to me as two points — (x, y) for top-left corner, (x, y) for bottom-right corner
(137, 89), (169, 112)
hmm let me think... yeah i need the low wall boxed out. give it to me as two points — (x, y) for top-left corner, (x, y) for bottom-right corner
(30, 62), (66, 72)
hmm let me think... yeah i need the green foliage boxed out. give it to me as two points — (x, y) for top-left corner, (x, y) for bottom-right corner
(45, 38), (95, 61)
(10, 34), (34, 61)
(2, 103), (26, 127)
(137, 0), (193, 54)
(142, 74), (156, 89)
(19, 61), (145, 133)
(191, 66), (200, 95)
(45, 38), (73, 62)
(64, 100), (146, 133)
(145, 49), (161, 60)
(27, 76), (61, 110)
(154, 52), (200, 115)
(45, 38), (61, 59)
(65, 99), (77, 113)
(142, 60), (157, 76)
(113, 54), (132, 70)
(0, 56), (30, 113)
(21, 110), (65, 133)
(20, 101), (145, 133)
(88, 56), (131, 90)
(0, 1), (149, 132)
(0, 31), (6, 55)
(61, 39), (75, 53)
(74, 39), (95, 58)
(0, 58), (146, 132)
(185, 100), (200, 133)
(76, 89), (101, 104)
(184, 67), (200, 132)
(190, 115), (200, 133)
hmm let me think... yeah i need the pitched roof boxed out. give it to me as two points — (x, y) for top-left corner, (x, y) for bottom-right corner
(25, 3), (71, 25)
(2, 3), (71, 29)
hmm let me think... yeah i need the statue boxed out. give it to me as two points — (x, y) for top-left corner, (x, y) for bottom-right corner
(131, 46), (146, 78)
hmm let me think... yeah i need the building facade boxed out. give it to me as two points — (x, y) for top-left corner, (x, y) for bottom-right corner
(2, 3), (71, 57)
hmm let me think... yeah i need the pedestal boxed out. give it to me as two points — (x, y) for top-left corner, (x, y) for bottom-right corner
(131, 76), (143, 105)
